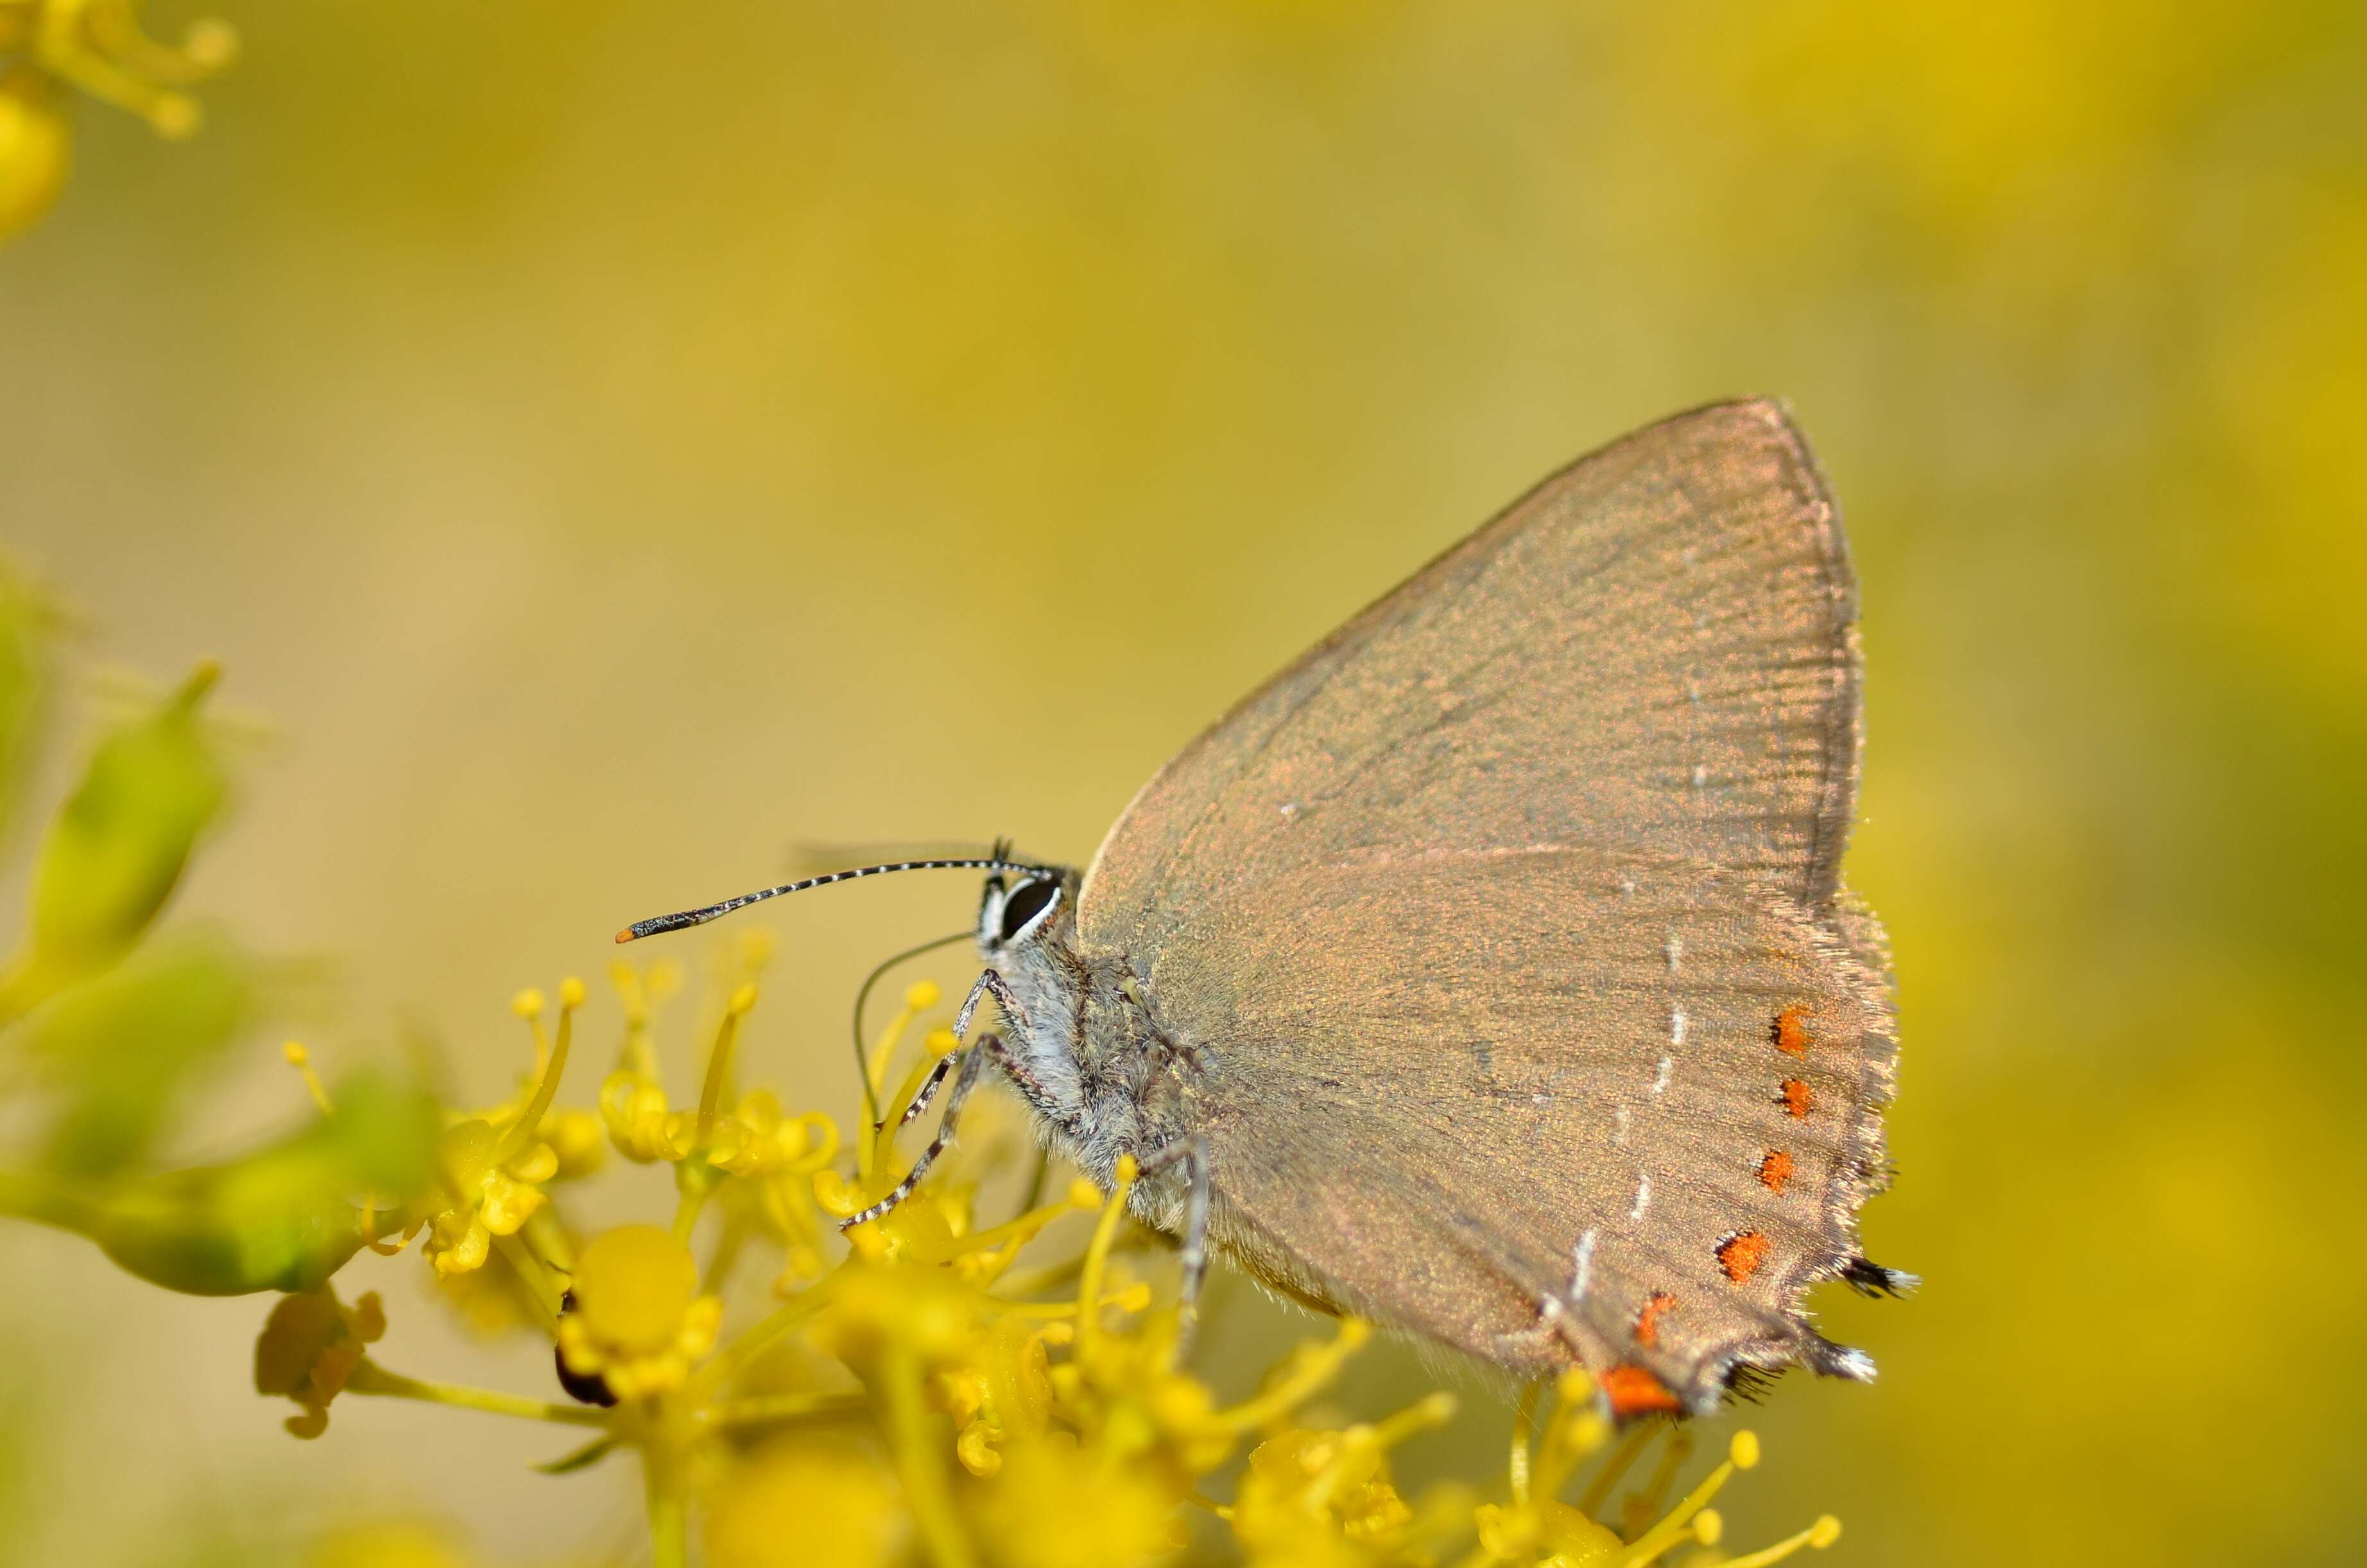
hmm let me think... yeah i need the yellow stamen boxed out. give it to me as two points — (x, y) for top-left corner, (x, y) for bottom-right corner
(1298, 1426), (1377, 1512)
(1372, 1390), (1457, 1449)
(693, 982), (759, 1145)
(686, 1276), (841, 1400)
(1578, 1417), (1661, 1517)
(513, 987), (549, 1073)
(1535, 1368), (1611, 1499)
(1716, 1515), (1841, 1567)
(29, 3), (221, 141)
(1620, 1426), (1694, 1541)
(282, 1040), (333, 1116)
(1213, 1317), (1370, 1434)
(1615, 1431), (1752, 1566)
(879, 1342), (975, 1568)
(494, 981), (580, 1165)
(609, 958), (677, 1080)
(1509, 1379), (1542, 1504)
(85, 6), (237, 84)
(858, 980), (937, 1175)
(873, 1028), (960, 1173)
(1073, 1156), (1134, 1356)
(948, 1180), (1100, 1263)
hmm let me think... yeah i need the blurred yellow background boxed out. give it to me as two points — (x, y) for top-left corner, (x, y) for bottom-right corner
(3, 1), (2364, 1565)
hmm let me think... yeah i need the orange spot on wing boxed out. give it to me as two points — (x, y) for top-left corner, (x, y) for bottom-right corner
(1779, 1078), (1813, 1119)
(1717, 1230), (1771, 1284)
(1773, 1006), (1811, 1056)
(1635, 1292), (1676, 1348)
(1757, 1149), (1795, 1194)
(1599, 1363), (1683, 1417)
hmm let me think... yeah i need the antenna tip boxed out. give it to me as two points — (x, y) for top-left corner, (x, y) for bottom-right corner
(614, 927), (637, 945)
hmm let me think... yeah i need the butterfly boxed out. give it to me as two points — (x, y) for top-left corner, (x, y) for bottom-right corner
(624, 399), (1910, 1417)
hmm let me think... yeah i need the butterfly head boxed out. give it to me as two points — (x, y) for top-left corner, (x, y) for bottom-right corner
(976, 863), (1078, 957)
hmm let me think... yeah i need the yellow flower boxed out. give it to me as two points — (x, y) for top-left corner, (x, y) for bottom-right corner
(1040, 1156), (1372, 1489)
(0, 67), (65, 243)
(424, 1116), (553, 1277)
(1473, 1376), (1843, 1568)
(705, 1088), (838, 1179)
(555, 1224), (722, 1400)
(596, 961), (783, 1169)
(27, 904), (1859, 1568)
(598, 1065), (692, 1162)
(421, 983), (580, 1278)
(253, 1287), (385, 1438)
(1232, 1399), (1468, 1568)
(0, 1), (234, 243)
(707, 1436), (906, 1568)
(0, 0), (236, 141)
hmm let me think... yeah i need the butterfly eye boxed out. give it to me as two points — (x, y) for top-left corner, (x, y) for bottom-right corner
(998, 877), (1060, 943)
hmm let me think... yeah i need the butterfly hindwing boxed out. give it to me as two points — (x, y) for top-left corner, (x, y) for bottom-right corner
(1148, 849), (1897, 1409)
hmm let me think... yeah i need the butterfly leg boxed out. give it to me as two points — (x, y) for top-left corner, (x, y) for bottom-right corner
(891, 1051), (956, 1130)
(952, 965), (1031, 1045)
(841, 1031), (1011, 1231)
(866, 963), (1033, 1142)
(1135, 1133), (1213, 1356)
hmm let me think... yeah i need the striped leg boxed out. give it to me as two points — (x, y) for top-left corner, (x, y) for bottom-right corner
(844, 965), (1041, 1228)
(894, 1028), (1072, 1133)
(841, 1033), (1001, 1232)
(877, 967), (1031, 1140)
(1137, 1134), (1212, 1356)
(952, 965), (1029, 1046)
(894, 1052), (956, 1130)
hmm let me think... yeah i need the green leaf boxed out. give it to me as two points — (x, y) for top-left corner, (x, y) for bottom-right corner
(2, 662), (228, 1017)
(0, 1066), (442, 1297)
(26, 927), (255, 1177)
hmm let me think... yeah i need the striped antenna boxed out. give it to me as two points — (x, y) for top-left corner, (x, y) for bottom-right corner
(614, 845), (1044, 943)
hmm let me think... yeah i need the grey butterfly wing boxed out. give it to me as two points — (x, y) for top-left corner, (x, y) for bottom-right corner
(1149, 849), (1898, 1411)
(1080, 398), (1863, 958)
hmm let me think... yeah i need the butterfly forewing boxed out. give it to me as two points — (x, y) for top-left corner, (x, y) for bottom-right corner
(1080, 399), (1863, 957)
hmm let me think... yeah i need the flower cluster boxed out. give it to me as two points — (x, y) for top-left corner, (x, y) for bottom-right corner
(0, 0), (236, 242)
(249, 954), (1846, 1568)
(0, 583), (1849, 1565)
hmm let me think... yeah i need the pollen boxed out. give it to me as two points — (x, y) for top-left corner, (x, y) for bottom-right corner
(1634, 1293), (1676, 1349)
(1757, 1150), (1795, 1193)
(1598, 1364), (1682, 1418)
(1717, 1231), (1771, 1284)
(1778, 1078), (1813, 1118)
(1773, 1007), (1810, 1056)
